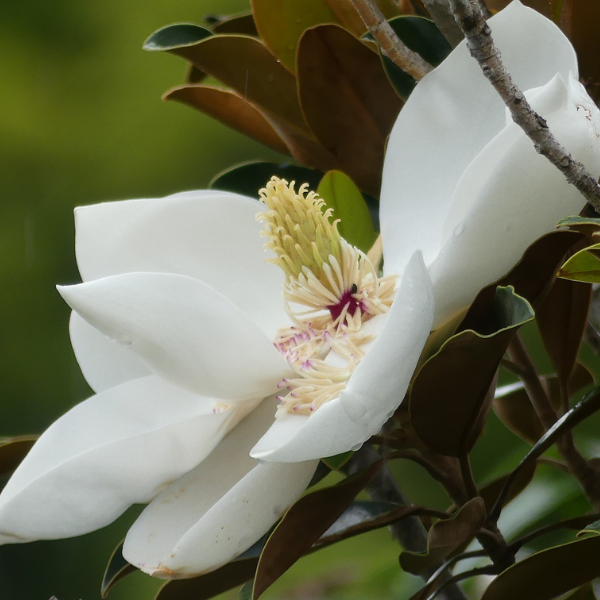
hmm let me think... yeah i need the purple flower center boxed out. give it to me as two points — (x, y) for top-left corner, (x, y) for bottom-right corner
(327, 284), (365, 322)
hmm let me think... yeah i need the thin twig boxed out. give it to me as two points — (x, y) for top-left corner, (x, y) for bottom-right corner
(447, 0), (600, 214)
(351, 0), (433, 80)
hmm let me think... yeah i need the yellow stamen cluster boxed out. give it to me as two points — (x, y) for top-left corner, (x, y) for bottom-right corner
(257, 177), (343, 289)
(257, 176), (398, 416)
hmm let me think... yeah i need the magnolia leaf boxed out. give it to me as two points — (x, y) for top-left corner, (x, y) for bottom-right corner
(147, 33), (306, 130)
(251, 0), (339, 71)
(467, 231), (583, 319)
(165, 85), (289, 154)
(490, 384), (600, 520)
(400, 497), (486, 575)
(144, 24), (212, 50)
(239, 581), (253, 600)
(211, 13), (258, 36)
(494, 364), (595, 445)
(371, 16), (451, 99)
(563, 584), (598, 600)
(0, 435), (37, 478)
(317, 171), (377, 252)
(410, 286), (534, 457)
(101, 541), (136, 598)
(297, 24), (402, 195)
(481, 535), (600, 600)
(559, 243), (600, 284)
(571, 2), (600, 103)
(557, 216), (600, 229)
(251, 460), (383, 599)
(209, 161), (323, 197)
(155, 558), (258, 600)
(536, 276), (592, 385)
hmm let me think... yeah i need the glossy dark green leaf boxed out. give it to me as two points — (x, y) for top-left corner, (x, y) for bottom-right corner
(210, 161), (323, 198)
(0, 435), (37, 478)
(297, 24), (402, 195)
(482, 535), (600, 600)
(317, 171), (377, 252)
(155, 558), (258, 600)
(101, 541), (136, 598)
(490, 384), (600, 521)
(410, 286), (534, 456)
(238, 581), (253, 600)
(252, 460), (383, 599)
(563, 584), (598, 600)
(370, 16), (451, 99)
(400, 497), (485, 575)
(558, 216), (600, 229)
(144, 24), (212, 50)
(164, 85), (289, 155)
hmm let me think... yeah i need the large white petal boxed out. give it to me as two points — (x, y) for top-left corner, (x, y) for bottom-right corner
(75, 191), (287, 339)
(251, 252), (434, 462)
(69, 312), (150, 393)
(123, 398), (317, 578)
(429, 75), (600, 328)
(380, 0), (578, 275)
(58, 272), (289, 402)
(0, 376), (253, 543)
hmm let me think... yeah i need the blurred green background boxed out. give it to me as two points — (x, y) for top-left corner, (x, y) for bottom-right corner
(2, 1), (599, 599)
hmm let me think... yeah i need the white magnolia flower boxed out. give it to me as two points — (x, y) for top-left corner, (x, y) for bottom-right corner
(0, 0), (598, 581)
(251, 0), (600, 461)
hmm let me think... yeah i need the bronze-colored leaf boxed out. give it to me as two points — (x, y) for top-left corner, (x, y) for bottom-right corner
(536, 275), (592, 384)
(410, 287), (534, 457)
(297, 24), (402, 195)
(482, 535), (600, 600)
(0, 435), (37, 478)
(164, 85), (289, 154)
(157, 34), (306, 130)
(252, 460), (383, 599)
(155, 558), (258, 600)
(400, 497), (486, 575)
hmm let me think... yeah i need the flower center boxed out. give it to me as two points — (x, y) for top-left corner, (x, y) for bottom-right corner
(257, 177), (397, 416)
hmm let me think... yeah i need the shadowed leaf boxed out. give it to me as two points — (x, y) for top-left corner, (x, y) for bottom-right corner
(297, 24), (402, 195)
(101, 541), (136, 598)
(209, 161), (323, 197)
(410, 287), (534, 457)
(252, 460), (383, 599)
(164, 85), (289, 154)
(400, 497), (486, 575)
(476, 462), (537, 514)
(317, 171), (377, 252)
(482, 535), (600, 600)
(493, 364), (595, 444)
(155, 559), (259, 600)
(536, 276), (592, 386)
